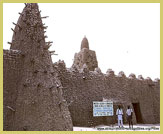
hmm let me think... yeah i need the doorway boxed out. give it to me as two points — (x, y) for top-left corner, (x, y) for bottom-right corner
(132, 103), (143, 123)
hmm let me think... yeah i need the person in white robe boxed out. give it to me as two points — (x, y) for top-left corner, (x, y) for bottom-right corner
(116, 105), (123, 128)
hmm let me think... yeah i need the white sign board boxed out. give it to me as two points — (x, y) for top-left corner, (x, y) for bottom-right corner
(93, 101), (113, 117)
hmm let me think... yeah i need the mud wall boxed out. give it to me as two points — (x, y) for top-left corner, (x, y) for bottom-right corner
(3, 3), (160, 130)
(54, 61), (160, 127)
(3, 50), (23, 130)
(3, 3), (73, 131)
(4, 51), (160, 129)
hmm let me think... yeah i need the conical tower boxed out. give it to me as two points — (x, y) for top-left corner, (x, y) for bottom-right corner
(73, 36), (98, 71)
(4, 3), (72, 131)
(81, 36), (89, 50)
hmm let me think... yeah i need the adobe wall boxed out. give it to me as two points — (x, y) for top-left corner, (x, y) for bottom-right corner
(3, 3), (159, 130)
(3, 49), (23, 130)
(4, 50), (160, 129)
(54, 61), (160, 127)
(3, 3), (73, 131)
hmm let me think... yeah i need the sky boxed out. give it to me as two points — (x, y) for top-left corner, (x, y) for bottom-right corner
(3, 3), (160, 80)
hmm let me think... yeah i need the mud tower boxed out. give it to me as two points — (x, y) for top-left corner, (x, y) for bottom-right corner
(3, 3), (73, 131)
(72, 36), (98, 71)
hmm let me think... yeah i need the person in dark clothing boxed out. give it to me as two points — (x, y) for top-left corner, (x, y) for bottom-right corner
(126, 105), (133, 129)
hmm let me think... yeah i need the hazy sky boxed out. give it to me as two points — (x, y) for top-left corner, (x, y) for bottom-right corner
(3, 3), (160, 80)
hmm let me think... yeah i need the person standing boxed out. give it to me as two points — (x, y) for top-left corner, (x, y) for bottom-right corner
(116, 105), (123, 128)
(126, 105), (133, 129)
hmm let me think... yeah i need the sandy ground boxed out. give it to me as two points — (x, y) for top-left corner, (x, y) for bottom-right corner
(73, 124), (160, 131)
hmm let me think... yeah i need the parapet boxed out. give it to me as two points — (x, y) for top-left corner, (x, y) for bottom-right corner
(154, 78), (160, 83)
(128, 73), (136, 79)
(138, 75), (144, 80)
(70, 64), (79, 73)
(94, 67), (102, 74)
(80, 63), (89, 73)
(145, 77), (152, 81)
(3, 49), (22, 62)
(106, 69), (115, 76)
(53, 60), (66, 71)
(118, 71), (126, 77)
(145, 77), (153, 83)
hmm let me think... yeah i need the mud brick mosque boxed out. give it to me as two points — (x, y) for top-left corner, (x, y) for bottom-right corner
(3, 3), (160, 131)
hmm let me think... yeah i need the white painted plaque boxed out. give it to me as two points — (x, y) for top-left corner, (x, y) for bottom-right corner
(93, 101), (113, 116)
